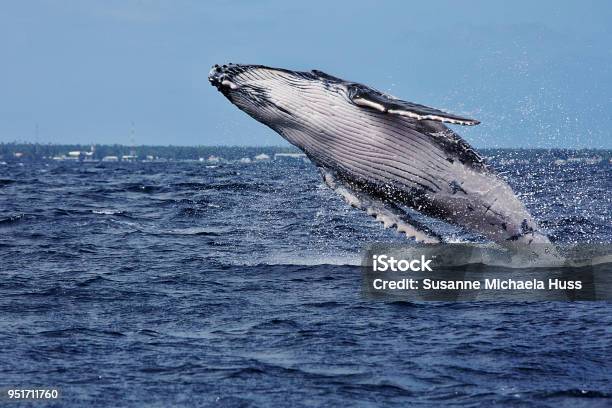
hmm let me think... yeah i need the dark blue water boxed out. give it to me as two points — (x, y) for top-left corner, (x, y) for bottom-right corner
(1, 150), (611, 407)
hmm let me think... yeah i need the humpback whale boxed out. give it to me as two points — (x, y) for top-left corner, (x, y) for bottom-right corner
(209, 63), (550, 246)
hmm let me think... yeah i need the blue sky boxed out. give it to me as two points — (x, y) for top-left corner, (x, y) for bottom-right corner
(1, 1), (611, 148)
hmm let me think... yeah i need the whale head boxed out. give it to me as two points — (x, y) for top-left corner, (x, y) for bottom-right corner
(208, 63), (348, 134)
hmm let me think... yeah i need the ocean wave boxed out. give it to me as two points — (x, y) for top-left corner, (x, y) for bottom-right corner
(0, 178), (16, 187)
(261, 253), (361, 266)
(163, 227), (227, 236)
(0, 213), (28, 226)
(92, 209), (127, 216)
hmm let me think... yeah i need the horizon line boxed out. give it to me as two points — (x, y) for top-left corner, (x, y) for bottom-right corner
(1, 141), (611, 150)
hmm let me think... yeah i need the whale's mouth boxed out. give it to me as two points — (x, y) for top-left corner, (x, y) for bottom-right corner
(209, 64), (239, 91)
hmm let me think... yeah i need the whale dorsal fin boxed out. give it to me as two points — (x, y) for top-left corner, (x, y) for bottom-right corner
(347, 84), (480, 126)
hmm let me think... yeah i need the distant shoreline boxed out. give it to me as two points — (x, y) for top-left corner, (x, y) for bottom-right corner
(0, 143), (301, 162)
(0, 142), (610, 164)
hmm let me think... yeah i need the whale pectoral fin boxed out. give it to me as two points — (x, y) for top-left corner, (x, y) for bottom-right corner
(319, 168), (442, 243)
(347, 84), (480, 126)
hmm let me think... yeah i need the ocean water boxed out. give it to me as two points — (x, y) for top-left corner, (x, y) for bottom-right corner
(0, 150), (611, 407)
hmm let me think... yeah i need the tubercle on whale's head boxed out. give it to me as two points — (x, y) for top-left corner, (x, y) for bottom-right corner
(208, 63), (349, 126)
(208, 63), (241, 93)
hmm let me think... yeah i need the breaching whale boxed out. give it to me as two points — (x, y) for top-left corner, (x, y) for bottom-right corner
(209, 63), (550, 246)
